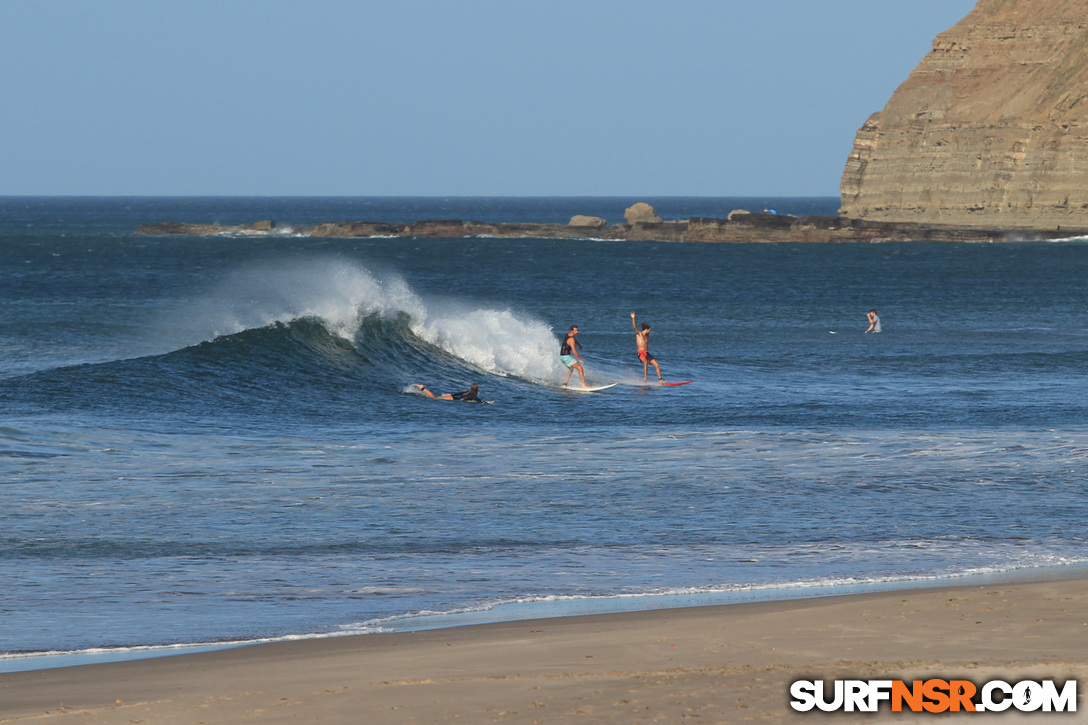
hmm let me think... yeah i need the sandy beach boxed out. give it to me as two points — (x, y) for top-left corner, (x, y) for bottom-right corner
(2, 576), (1086, 723)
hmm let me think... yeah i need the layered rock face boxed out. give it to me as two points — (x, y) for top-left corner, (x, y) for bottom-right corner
(841, 0), (1088, 229)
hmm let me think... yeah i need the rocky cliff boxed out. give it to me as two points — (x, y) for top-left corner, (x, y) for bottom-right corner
(840, 0), (1088, 229)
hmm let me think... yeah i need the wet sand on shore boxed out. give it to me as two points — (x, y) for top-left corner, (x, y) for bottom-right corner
(3, 576), (1087, 723)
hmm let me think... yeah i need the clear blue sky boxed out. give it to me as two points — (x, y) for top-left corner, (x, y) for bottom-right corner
(1, 1), (977, 197)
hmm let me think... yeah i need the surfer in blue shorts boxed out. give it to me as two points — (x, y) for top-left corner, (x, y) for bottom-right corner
(414, 383), (481, 402)
(560, 325), (587, 387)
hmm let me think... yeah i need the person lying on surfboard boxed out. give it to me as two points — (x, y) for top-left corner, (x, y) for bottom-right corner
(414, 383), (481, 402)
(631, 312), (664, 383)
(560, 324), (588, 388)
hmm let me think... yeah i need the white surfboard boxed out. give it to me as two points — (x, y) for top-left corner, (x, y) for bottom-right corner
(563, 383), (617, 392)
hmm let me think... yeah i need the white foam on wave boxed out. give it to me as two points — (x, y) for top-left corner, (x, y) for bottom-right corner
(170, 257), (422, 340)
(161, 256), (565, 381)
(408, 304), (563, 381)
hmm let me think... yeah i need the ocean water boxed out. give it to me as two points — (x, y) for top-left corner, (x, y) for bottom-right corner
(3, 196), (1088, 668)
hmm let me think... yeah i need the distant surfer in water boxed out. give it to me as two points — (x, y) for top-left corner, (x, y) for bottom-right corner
(865, 309), (882, 333)
(631, 312), (664, 382)
(560, 324), (587, 387)
(414, 383), (481, 402)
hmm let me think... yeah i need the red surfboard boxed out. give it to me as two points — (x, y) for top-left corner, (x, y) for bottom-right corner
(660, 380), (694, 386)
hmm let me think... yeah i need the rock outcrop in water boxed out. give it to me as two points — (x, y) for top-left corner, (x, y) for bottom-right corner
(569, 215), (607, 228)
(624, 202), (663, 224)
(135, 209), (1057, 244)
(841, 0), (1088, 229)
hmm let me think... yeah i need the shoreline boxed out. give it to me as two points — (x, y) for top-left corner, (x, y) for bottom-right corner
(5, 564), (1086, 675)
(3, 573), (1087, 722)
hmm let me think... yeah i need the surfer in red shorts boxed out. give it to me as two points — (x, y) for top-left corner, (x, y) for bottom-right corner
(631, 312), (663, 382)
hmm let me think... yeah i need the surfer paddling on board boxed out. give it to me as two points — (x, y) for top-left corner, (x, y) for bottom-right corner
(631, 312), (664, 382)
(414, 383), (481, 402)
(560, 325), (587, 387)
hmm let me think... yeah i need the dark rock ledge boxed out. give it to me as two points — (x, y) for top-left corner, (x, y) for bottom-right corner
(134, 209), (1088, 244)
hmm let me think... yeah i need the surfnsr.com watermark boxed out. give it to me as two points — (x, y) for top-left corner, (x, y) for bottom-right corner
(790, 678), (1077, 713)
